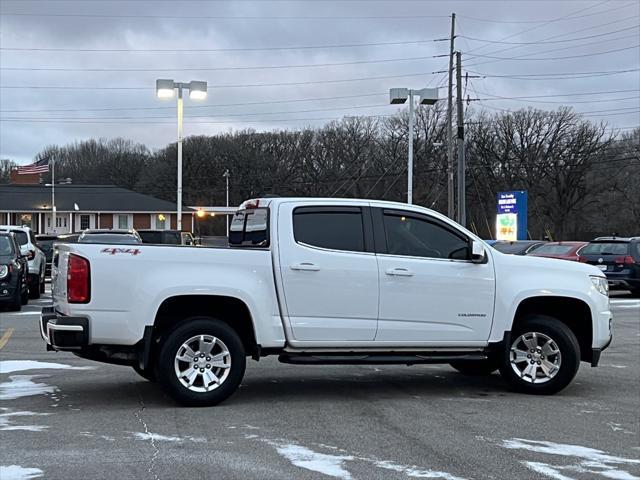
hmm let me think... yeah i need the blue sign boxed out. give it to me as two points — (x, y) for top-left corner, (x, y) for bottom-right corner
(496, 191), (528, 240)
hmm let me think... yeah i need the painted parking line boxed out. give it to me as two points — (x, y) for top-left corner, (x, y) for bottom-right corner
(0, 328), (15, 350)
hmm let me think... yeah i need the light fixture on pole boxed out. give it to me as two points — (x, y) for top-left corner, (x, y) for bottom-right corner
(389, 87), (439, 205)
(156, 79), (208, 231)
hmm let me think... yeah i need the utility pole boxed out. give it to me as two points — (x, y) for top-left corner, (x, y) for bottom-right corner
(456, 51), (466, 227)
(223, 169), (230, 237)
(446, 12), (456, 220)
(176, 84), (184, 231)
(407, 90), (415, 204)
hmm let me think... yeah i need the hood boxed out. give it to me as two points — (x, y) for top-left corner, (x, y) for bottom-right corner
(492, 249), (604, 277)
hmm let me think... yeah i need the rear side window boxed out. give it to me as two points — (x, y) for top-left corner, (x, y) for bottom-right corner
(581, 242), (629, 255)
(532, 244), (574, 255)
(12, 230), (28, 246)
(383, 213), (469, 260)
(293, 207), (365, 252)
(229, 208), (269, 247)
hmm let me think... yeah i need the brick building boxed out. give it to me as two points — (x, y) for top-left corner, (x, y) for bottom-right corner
(0, 184), (194, 234)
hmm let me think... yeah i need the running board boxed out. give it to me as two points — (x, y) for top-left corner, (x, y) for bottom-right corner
(278, 352), (487, 366)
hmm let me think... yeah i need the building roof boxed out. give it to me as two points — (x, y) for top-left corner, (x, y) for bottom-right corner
(0, 184), (191, 213)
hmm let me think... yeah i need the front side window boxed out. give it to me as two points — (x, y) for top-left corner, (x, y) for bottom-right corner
(118, 214), (129, 229)
(293, 207), (365, 252)
(383, 213), (469, 260)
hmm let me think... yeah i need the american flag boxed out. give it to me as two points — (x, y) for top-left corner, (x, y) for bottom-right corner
(16, 158), (50, 175)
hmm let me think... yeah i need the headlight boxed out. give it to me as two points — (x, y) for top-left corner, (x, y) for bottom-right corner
(0, 265), (8, 279)
(590, 276), (609, 296)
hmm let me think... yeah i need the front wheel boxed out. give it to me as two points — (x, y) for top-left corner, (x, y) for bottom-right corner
(156, 317), (246, 407)
(28, 274), (40, 299)
(499, 315), (580, 395)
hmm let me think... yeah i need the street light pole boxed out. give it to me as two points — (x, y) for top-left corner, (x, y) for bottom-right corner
(407, 90), (415, 204)
(223, 169), (230, 236)
(156, 79), (207, 232)
(390, 87), (439, 205)
(177, 84), (184, 231)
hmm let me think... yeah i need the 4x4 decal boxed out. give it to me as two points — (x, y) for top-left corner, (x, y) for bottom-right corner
(100, 248), (142, 256)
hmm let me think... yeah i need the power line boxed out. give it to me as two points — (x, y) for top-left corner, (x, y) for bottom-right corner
(0, 70), (448, 90)
(465, 44), (639, 61)
(459, 25), (639, 44)
(468, 68), (640, 80)
(0, 92), (389, 113)
(458, 4), (634, 24)
(474, 95), (640, 105)
(0, 55), (442, 72)
(0, 38), (448, 53)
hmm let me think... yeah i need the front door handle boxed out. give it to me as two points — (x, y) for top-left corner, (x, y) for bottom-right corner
(385, 267), (414, 277)
(290, 262), (320, 271)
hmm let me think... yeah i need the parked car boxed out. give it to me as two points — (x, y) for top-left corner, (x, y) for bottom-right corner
(0, 225), (46, 298)
(527, 241), (588, 262)
(0, 232), (30, 310)
(578, 237), (640, 296)
(50, 233), (81, 283)
(138, 229), (195, 245)
(492, 240), (547, 255)
(41, 197), (612, 406)
(78, 229), (142, 244)
(36, 234), (59, 276)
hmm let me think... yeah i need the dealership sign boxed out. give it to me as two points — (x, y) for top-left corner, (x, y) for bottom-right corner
(496, 191), (528, 241)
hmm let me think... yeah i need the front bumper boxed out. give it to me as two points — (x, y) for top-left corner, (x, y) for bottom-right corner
(0, 277), (20, 302)
(40, 306), (89, 350)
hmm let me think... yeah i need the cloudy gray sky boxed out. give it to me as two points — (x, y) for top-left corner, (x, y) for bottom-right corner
(1, 0), (638, 163)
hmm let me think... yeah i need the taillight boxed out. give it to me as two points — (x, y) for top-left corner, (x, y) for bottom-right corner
(578, 256), (588, 263)
(67, 254), (90, 303)
(28, 250), (35, 260)
(614, 255), (635, 265)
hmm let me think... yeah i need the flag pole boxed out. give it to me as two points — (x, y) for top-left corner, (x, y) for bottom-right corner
(51, 158), (56, 233)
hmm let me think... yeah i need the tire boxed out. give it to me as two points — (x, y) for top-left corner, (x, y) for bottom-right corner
(132, 364), (157, 382)
(630, 288), (640, 298)
(21, 285), (29, 305)
(28, 274), (40, 299)
(39, 272), (45, 294)
(499, 315), (580, 395)
(7, 286), (22, 311)
(156, 317), (246, 407)
(450, 359), (498, 376)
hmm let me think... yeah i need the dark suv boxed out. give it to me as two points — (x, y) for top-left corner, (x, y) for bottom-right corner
(0, 232), (29, 310)
(579, 237), (640, 296)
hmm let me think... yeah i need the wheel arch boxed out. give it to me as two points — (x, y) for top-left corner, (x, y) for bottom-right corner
(512, 295), (593, 363)
(152, 294), (259, 357)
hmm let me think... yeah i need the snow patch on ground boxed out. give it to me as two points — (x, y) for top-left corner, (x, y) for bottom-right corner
(0, 376), (55, 401)
(0, 411), (49, 432)
(131, 432), (207, 444)
(0, 360), (93, 374)
(274, 443), (354, 480)
(0, 465), (43, 479)
(503, 438), (640, 479)
(247, 435), (467, 480)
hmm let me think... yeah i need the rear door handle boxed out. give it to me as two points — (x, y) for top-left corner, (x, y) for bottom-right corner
(290, 262), (320, 271)
(385, 267), (414, 277)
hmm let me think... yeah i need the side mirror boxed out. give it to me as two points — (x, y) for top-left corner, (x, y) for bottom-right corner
(471, 240), (486, 264)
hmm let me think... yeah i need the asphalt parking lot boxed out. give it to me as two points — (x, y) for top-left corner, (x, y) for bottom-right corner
(1, 288), (638, 480)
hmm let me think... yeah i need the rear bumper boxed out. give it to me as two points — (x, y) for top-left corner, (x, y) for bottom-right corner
(40, 306), (89, 351)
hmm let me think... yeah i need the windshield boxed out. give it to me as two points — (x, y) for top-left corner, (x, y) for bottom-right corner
(139, 231), (181, 244)
(0, 236), (14, 255)
(79, 234), (141, 244)
(531, 244), (574, 255)
(581, 242), (629, 255)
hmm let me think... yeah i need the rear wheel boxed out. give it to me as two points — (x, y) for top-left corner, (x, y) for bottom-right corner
(450, 359), (498, 376)
(156, 317), (246, 407)
(8, 286), (22, 311)
(499, 315), (580, 395)
(28, 274), (40, 299)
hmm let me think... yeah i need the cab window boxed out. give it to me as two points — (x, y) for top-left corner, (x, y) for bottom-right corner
(382, 212), (469, 260)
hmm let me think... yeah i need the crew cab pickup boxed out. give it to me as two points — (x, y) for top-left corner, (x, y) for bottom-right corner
(41, 198), (613, 406)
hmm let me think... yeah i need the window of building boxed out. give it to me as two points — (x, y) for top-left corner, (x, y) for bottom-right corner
(156, 214), (166, 230)
(80, 215), (90, 230)
(383, 213), (469, 260)
(55, 217), (67, 228)
(293, 207), (365, 252)
(118, 214), (129, 229)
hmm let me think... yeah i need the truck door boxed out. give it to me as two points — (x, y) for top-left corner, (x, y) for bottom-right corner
(374, 208), (495, 344)
(277, 203), (379, 342)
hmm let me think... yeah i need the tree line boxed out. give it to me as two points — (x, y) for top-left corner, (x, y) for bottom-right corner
(2, 106), (638, 239)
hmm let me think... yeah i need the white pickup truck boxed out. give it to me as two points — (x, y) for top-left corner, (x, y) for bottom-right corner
(41, 198), (613, 406)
